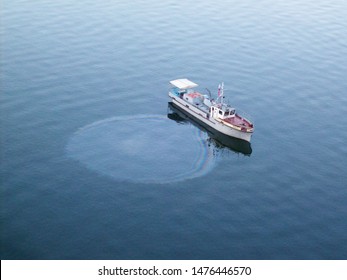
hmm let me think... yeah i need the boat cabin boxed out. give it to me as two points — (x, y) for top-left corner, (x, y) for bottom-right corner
(210, 105), (236, 119)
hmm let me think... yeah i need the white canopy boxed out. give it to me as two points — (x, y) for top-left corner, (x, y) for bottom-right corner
(170, 79), (198, 89)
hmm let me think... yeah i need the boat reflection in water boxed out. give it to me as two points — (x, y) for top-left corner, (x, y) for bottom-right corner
(168, 102), (252, 155)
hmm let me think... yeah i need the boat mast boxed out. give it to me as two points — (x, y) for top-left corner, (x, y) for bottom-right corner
(217, 82), (224, 104)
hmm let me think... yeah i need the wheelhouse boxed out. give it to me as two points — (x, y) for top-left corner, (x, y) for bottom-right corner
(211, 106), (236, 119)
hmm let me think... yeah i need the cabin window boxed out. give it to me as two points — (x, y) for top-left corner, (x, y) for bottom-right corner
(219, 110), (223, 115)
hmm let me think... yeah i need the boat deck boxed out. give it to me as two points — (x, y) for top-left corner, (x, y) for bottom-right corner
(196, 103), (209, 113)
(183, 92), (209, 113)
(223, 114), (253, 129)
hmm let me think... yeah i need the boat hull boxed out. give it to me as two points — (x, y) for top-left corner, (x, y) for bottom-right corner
(168, 92), (252, 142)
(168, 103), (252, 155)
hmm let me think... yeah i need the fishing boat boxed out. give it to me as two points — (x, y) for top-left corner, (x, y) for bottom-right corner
(168, 78), (254, 142)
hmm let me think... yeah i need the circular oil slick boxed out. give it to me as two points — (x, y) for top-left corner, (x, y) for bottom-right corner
(66, 115), (216, 184)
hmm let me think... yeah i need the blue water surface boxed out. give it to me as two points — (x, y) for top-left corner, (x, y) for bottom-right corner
(1, 0), (347, 259)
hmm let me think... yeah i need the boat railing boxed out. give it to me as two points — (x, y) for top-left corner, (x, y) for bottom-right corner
(236, 108), (254, 124)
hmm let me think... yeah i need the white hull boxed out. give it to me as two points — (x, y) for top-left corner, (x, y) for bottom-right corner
(169, 92), (252, 142)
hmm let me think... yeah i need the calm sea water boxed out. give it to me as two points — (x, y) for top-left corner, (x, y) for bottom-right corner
(1, 0), (347, 259)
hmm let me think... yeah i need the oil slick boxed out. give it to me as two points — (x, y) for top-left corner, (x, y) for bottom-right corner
(66, 115), (216, 184)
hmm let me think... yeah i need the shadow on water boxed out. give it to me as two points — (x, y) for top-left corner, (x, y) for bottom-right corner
(167, 102), (252, 156)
